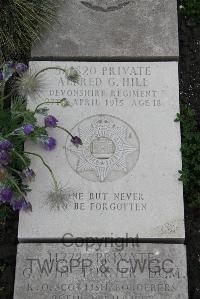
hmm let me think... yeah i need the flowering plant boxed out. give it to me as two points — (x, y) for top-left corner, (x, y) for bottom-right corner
(0, 62), (81, 219)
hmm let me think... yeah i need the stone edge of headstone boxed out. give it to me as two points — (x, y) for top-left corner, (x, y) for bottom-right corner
(30, 53), (180, 61)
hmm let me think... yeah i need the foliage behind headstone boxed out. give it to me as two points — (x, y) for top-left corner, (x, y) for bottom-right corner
(180, 0), (200, 24)
(175, 106), (200, 207)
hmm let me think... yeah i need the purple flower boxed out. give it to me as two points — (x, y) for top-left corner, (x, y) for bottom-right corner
(0, 150), (10, 166)
(11, 198), (32, 212)
(15, 63), (28, 74)
(44, 115), (58, 128)
(23, 168), (35, 182)
(23, 124), (34, 135)
(71, 136), (82, 147)
(7, 61), (15, 69)
(43, 137), (57, 151)
(0, 139), (13, 151)
(0, 187), (12, 203)
(0, 71), (3, 81)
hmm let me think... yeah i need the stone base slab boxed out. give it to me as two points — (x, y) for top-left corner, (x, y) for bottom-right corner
(14, 243), (188, 299)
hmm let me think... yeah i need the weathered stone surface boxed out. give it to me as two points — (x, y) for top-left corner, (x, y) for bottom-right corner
(14, 243), (188, 298)
(31, 0), (179, 59)
(18, 61), (184, 241)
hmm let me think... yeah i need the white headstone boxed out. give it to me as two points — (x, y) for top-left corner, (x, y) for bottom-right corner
(18, 61), (184, 240)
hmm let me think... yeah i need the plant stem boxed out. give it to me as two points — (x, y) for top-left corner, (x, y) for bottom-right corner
(0, 81), (5, 110)
(24, 151), (59, 191)
(13, 151), (28, 168)
(35, 67), (67, 78)
(8, 167), (22, 177)
(56, 125), (73, 138)
(0, 89), (15, 105)
(7, 175), (25, 197)
(34, 100), (63, 115)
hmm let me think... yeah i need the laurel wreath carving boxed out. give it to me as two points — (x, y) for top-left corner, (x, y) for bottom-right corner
(81, 1), (131, 12)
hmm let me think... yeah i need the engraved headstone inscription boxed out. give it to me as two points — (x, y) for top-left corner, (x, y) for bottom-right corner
(18, 61), (184, 241)
(31, 0), (179, 58)
(14, 243), (188, 299)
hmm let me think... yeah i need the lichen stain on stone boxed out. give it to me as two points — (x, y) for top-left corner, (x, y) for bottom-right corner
(151, 218), (184, 237)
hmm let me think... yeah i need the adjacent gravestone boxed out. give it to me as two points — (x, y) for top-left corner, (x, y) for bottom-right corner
(31, 0), (179, 59)
(18, 61), (184, 241)
(14, 243), (188, 298)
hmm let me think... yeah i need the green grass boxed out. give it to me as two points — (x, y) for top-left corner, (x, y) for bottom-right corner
(0, 0), (59, 59)
(175, 106), (200, 207)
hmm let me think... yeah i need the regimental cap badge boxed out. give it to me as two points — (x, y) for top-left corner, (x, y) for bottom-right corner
(90, 137), (116, 159)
